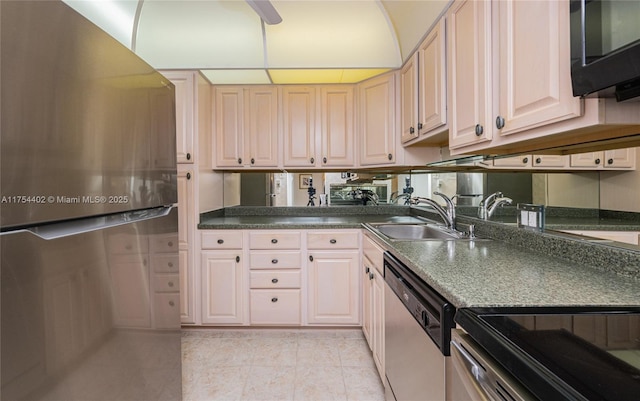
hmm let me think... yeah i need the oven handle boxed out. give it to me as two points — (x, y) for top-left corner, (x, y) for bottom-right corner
(451, 339), (494, 398)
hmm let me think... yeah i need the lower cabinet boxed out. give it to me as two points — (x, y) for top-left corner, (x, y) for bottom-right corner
(363, 233), (386, 381)
(201, 251), (246, 325)
(198, 229), (361, 327)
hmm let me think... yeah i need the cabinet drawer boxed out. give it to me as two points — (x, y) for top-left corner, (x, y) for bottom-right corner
(149, 234), (178, 253)
(307, 231), (360, 249)
(153, 293), (180, 329)
(250, 290), (301, 325)
(249, 231), (301, 249)
(201, 231), (243, 249)
(151, 254), (179, 273)
(153, 274), (179, 293)
(107, 233), (148, 254)
(250, 270), (301, 289)
(249, 251), (301, 269)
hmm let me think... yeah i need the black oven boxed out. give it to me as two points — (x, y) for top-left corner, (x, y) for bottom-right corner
(456, 307), (640, 401)
(570, 0), (640, 101)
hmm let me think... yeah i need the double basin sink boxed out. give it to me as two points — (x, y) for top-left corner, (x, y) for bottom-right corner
(365, 220), (479, 242)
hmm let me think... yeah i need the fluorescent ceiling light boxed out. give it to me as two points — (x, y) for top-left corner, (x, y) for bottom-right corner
(269, 69), (391, 84)
(201, 70), (272, 85)
(246, 0), (282, 25)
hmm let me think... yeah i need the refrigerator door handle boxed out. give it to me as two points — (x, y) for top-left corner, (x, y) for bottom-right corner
(2, 206), (174, 240)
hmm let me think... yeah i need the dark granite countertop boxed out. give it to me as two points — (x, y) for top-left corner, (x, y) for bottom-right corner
(198, 206), (640, 309)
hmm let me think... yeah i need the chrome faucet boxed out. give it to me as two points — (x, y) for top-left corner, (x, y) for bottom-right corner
(478, 192), (513, 219)
(390, 192), (411, 205)
(410, 192), (456, 230)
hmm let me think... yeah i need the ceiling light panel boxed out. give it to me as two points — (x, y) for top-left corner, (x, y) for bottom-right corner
(201, 69), (272, 84)
(63, 0), (138, 48)
(269, 69), (391, 84)
(265, 1), (401, 68)
(135, 1), (265, 69)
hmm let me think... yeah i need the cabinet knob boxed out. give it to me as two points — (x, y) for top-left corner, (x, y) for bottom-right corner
(409, 126), (415, 134)
(595, 158), (601, 165)
(271, 297), (278, 303)
(251, 158), (255, 164)
(535, 157), (542, 164)
(607, 158), (614, 165)
(169, 300), (175, 307)
(418, 122), (423, 130)
(186, 172), (191, 180)
(310, 157), (315, 164)
(168, 262), (174, 268)
(522, 157), (529, 164)
(186, 153), (191, 160)
(217, 239), (224, 244)
(271, 238), (278, 244)
(496, 116), (505, 129)
(329, 239), (337, 244)
(271, 259), (278, 264)
(167, 241), (173, 247)
(475, 124), (484, 136)
(168, 281), (174, 287)
(369, 273), (374, 280)
(365, 266), (370, 274)
(125, 244), (133, 250)
(271, 278), (279, 284)
(236, 256), (240, 263)
(388, 153), (393, 161)
(309, 255), (314, 262)
(323, 157), (327, 163)
(238, 158), (243, 164)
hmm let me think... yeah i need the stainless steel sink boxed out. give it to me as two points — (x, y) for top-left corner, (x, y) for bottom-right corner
(365, 222), (473, 241)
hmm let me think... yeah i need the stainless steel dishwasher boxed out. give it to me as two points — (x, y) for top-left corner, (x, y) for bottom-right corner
(384, 252), (455, 401)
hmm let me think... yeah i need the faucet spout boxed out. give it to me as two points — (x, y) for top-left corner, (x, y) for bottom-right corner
(410, 196), (454, 229)
(478, 192), (512, 219)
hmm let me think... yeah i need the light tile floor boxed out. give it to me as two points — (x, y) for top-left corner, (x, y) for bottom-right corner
(182, 328), (385, 401)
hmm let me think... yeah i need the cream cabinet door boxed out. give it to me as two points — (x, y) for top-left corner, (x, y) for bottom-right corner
(177, 167), (196, 324)
(162, 71), (195, 164)
(496, 0), (581, 136)
(214, 87), (244, 167)
(362, 256), (373, 346)
(371, 263), (385, 381)
(447, 0), (493, 149)
(604, 148), (635, 169)
(320, 86), (354, 167)
(307, 250), (360, 325)
(359, 73), (396, 165)
(400, 54), (419, 143)
(201, 251), (246, 325)
(283, 86), (317, 167)
(418, 18), (447, 138)
(247, 87), (279, 167)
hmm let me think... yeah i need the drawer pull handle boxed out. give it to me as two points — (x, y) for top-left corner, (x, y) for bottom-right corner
(169, 300), (175, 307)
(167, 241), (173, 247)
(236, 256), (240, 263)
(217, 239), (224, 244)
(365, 266), (370, 274)
(329, 239), (337, 244)
(309, 255), (313, 262)
(168, 262), (174, 268)
(168, 281), (174, 287)
(271, 259), (278, 264)
(271, 238), (278, 244)
(272, 278), (279, 284)
(271, 297), (278, 303)
(369, 273), (374, 280)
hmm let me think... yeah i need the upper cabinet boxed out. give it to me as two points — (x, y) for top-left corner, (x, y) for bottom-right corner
(214, 86), (279, 168)
(282, 86), (317, 168)
(402, 18), (448, 146)
(447, 0), (640, 156)
(320, 86), (355, 167)
(161, 71), (196, 164)
(358, 73), (396, 166)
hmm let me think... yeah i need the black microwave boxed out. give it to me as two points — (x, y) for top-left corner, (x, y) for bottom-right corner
(570, 0), (640, 101)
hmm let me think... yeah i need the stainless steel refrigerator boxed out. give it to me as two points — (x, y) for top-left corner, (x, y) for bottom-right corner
(1, 1), (181, 400)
